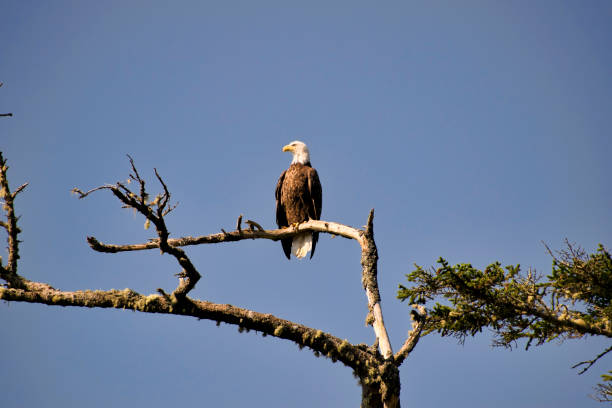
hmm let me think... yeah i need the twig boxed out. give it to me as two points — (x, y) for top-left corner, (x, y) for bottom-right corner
(127, 154), (146, 204)
(12, 183), (28, 198)
(72, 185), (114, 199)
(236, 214), (243, 232)
(572, 345), (612, 374)
(245, 219), (264, 232)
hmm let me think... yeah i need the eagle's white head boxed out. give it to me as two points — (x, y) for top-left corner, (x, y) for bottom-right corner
(282, 140), (311, 165)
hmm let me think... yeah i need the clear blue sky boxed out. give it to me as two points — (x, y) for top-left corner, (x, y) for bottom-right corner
(2, 2), (611, 407)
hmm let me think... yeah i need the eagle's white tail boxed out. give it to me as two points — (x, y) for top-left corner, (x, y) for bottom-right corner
(292, 232), (312, 259)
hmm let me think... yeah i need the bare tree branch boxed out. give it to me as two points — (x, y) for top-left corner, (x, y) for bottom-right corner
(573, 345), (612, 375)
(73, 158), (199, 299)
(0, 284), (377, 372)
(84, 219), (360, 252)
(394, 305), (426, 366)
(81, 210), (395, 360)
(84, 216), (396, 359)
(0, 153), (27, 284)
(245, 219), (265, 232)
(3, 154), (406, 408)
(236, 214), (243, 232)
(73, 159), (395, 354)
(360, 209), (394, 360)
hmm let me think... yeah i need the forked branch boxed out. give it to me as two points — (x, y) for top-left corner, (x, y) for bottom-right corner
(72, 155), (198, 299)
(573, 345), (612, 375)
(74, 158), (396, 359)
(1, 153), (422, 408)
(82, 211), (394, 359)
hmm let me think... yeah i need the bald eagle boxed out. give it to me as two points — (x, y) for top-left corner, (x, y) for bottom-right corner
(275, 141), (322, 259)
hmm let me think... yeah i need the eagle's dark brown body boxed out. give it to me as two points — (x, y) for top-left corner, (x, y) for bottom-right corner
(275, 162), (322, 259)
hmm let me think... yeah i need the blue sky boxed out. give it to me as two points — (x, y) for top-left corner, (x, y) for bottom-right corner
(1, 1), (611, 407)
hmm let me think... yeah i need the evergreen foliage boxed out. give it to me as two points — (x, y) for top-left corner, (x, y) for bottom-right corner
(398, 241), (612, 401)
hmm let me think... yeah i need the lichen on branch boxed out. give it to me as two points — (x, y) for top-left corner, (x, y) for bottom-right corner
(0, 152), (28, 288)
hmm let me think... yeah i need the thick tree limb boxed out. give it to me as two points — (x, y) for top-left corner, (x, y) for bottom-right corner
(0, 284), (377, 372)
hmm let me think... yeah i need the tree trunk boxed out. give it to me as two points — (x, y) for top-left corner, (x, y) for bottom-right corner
(361, 382), (385, 408)
(360, 361), (401, 408)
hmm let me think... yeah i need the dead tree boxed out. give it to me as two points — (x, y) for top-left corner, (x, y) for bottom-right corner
(0, 153), (424, 408)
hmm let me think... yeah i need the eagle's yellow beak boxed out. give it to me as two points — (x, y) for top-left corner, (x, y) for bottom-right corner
(282, 144), (294, 153)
